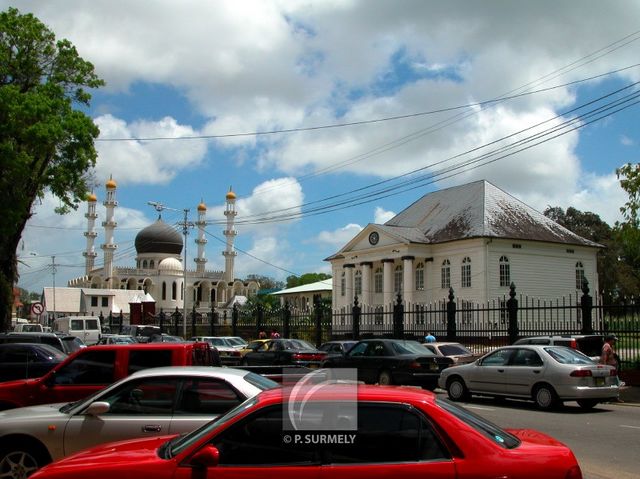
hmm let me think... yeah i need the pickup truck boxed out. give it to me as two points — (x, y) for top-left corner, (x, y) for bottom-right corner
(0, 341), (217, 410)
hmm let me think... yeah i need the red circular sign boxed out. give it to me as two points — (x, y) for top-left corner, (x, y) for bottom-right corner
(31, 302), (44, 315)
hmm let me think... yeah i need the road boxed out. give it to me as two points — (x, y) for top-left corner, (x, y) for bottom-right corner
(434, 392), (640, 479)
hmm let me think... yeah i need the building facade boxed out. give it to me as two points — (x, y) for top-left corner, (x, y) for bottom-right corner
(326, 180), (601, 311)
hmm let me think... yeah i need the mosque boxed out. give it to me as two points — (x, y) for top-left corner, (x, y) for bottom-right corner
(66, 177), (259, 319)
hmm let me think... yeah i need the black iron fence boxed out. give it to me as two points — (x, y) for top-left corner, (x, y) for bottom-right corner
(130, 282), (640, 370)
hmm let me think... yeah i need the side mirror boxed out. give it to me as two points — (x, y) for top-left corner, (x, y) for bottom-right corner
(190, 445), (220, 468)
(84, 401), (111, 416)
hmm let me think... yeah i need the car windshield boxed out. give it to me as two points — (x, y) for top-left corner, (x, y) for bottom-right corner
(439, 344), (473, 356)
(166, 396), (258, 458)
(436, 398), (520, 449)
(393, 340), (434, 355)
(227, 337), (246, 346)
(284, 339), (315, 350)
(544, 346), (595, 364)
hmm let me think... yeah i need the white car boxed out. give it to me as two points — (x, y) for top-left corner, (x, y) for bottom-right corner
(438, 345), (619, 410)
(0, 366), (277, 478)
(189, 336), (243, 365)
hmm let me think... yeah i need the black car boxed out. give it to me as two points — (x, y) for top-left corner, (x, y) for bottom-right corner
(322, 338), (454, 390)
(319, 340), (357, 356)
(242, 338), (327, 368)
(0, 332), (77, 354)
(0, 343), (67, 382)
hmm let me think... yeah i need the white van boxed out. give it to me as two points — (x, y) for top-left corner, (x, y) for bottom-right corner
(14, 322), (44, 333)
(53, 316), (101, 345)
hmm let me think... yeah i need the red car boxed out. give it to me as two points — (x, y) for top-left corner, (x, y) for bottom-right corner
(31, 385), (582, 479)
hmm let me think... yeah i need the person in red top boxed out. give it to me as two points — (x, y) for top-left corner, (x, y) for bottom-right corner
(600, 333), (624, 401)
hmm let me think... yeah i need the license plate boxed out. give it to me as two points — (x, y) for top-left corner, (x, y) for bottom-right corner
(595, 377), (605, 387)
(429, 363), (438, 371)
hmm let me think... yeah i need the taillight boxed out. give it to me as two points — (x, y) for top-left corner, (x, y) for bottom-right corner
(565, 465), (583, 479)
(569, 339), (577, 349)
(570, 370), (592, 377)
(409, 361), (422, 369)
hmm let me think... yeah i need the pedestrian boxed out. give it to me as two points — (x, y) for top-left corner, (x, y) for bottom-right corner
(600, 333), (624, 401)
(270, 329), (280, 339)
(258, 329), (267, 339)
(424, 332), (436, 343)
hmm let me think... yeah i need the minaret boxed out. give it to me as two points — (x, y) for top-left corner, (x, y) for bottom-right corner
(82, 192), (98, 275)
(101, 176), (118, 289)
(194, 199), (208, 273)
(222, 187), (237, 283)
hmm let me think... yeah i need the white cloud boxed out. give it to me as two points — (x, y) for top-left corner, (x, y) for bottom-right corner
(374, 206), (395, 224)
(234, 236), (294, 281)
(316, 223), (363, 248)
(620, 135), (635, 146)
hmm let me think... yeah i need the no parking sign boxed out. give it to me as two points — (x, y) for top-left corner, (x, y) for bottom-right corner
(31, 302), (44, 315)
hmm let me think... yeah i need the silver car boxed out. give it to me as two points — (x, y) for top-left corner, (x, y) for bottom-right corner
(0, 366), (277, 478)
(438, 345), (619, 410)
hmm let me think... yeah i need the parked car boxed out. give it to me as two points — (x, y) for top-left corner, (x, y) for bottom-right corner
(189, 337), (242, 365)
(318, 340), (357, 356)
(0, 366), (277, 477)
(0, 343), (67, 382)
(59, 336), (86, 355)
(421, 341), (479, 364)
(0, 332), (79, 355)
(439, 344), (619, 410)
(0, 341), (219, 411)
(119, 325), (162, 343)
(52, 316), (101, 345)
(238, 338), (270, 357)
(95, 334), (137, 345)
(28, 385), (583, 479)
(148, 334), (185, 343)
(513, 334), (604, 361)
(322, 338), (453, 389)
(223, 336), (248, 348)
(242, 338), (327, 368)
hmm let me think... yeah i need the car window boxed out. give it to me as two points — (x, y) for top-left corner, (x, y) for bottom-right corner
(439, 344), (473, 356)
(576, 337), (604, 357)
(326, 404), (450, 464)
(99, 377), (178, 415)
(480, 349), (513, 366)
(348, 342), (369, 357)
(71, 320), (83, 330)
(243, 372), (278, 391)
(128, 350), (173, 374)
(392, 341), (430, 355)
(544, 346), (594, 365)
(268, 341), (284, 351)
(85, 319), (99, 330)
(53, 350), (116, 385)
(247, 341), (267, 351)
(175, 378), (242, 415)
(291, 340), (315, 350)
(366, 342), (387, 356)
(510, 349), (543, 367)
(212, 407), (318, 465)
(319, 343), (331, 352)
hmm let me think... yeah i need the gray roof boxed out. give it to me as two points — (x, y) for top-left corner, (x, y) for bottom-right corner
(383, 180), (600, 247)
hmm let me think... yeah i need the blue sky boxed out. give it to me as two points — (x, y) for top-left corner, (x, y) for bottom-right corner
(9, 0), (639, 294)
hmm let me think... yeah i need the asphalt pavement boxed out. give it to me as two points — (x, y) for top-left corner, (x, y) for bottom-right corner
(618, 385), (640, 405)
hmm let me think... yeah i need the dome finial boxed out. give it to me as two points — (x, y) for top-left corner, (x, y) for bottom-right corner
(105, 175), (117, 189)
(226, 186), (236, 200)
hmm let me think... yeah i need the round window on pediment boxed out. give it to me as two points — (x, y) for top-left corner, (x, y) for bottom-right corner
(368, 232), (379, 245)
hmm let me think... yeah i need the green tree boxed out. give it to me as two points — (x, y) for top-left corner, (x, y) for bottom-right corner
(0, 8), (104, 330)
(285, 272), (332, 288)
(245, 274), (284, 291)
(614, 163), (640, 296)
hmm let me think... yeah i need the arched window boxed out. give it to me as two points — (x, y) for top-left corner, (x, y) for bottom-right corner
(499, 256), (510, 287)
(461, 257), (471, 288)
(415, 262), (424, 291)
(172, 281), (177, 300)
(142, 260), (148, 269)
(340, 272), (346, 297)
(441, 260), (451, 289)
(354, 270), (362, 297)
(149, 260), (155, 269)
(576, 261), (585, 290)
(162, 282), (167, 300)
(374, 268), (383, 293)
(394, 265), (403, 293)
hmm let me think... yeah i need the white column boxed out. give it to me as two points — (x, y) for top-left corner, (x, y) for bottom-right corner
(403, 256), (415, 304)
(344, 264), (355, 304)
(101, 177), (118, 289)
(382, 259), (394, 307)
(83, 193), (98, 275)
(195, 201), (208, 273)
(222, 189), (238, 282)
(360, 262), (372, 306)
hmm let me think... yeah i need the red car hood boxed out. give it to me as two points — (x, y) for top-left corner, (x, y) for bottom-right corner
(32, 435), (174, 477)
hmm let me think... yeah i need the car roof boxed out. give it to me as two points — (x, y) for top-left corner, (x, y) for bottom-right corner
(126, 366), (250, 380)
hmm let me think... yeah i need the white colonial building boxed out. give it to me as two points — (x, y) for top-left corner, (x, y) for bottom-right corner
(326, 180), (601, 311)
(65, 178), (259, 318)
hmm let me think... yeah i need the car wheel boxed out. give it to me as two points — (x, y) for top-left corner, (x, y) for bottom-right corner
(533, 384), (558, 410)
(0, 440), (51, 479)
(378, 370), (393, 385)
(577, 399), (599, 410)
(447, 376), (470, 401)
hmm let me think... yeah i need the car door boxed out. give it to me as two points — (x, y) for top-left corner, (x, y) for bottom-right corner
(173, 406), (321, 479)
(503, 348), (545, 397)
(169, 377), (244, 435)
(359, 341), (387, 383)
(63, 376), (178, 456)
(467, 349), (514, 395)
(320, 403), (455, 479)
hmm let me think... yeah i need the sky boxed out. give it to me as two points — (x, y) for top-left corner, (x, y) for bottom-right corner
(9, 0), (640, 294)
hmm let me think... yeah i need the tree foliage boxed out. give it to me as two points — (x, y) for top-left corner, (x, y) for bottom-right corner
(286, 273), (332, 288)
(614, 163), (640, 296)
(0, 7), (104, 330)
(245, 274), (284, 291)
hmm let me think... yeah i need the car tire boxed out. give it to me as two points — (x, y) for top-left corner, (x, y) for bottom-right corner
(0, 439), (51, 479)
(446, 376), (470, 401)
(533, 384), (558, 410)
(378, 370), (393, 385)
(576, 399), (599, 410)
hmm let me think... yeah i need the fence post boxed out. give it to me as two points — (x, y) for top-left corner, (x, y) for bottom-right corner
(507, 282), (519, 344)
(393, 293), (404, 339)
(315, 303), (323, 347)
(283, 301), (291, 338)
(231, 305), (238, 337)
(191, 305), (197, 338)
(158, 309), (165, 334)
(209, 310), (217, 337)
(446, 288), (456, 340)
(352, 295), (361, 340)
(256, 303), (264, 338)
(581, 279), (593, 334)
